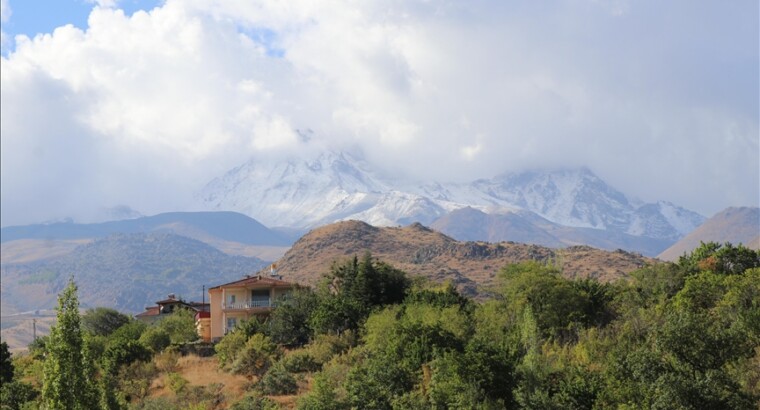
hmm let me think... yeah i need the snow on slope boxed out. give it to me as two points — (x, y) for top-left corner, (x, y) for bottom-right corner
(198, 151), (705, 241)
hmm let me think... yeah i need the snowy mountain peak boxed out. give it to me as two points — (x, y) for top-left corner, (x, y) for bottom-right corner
(198, 151), (705, 243)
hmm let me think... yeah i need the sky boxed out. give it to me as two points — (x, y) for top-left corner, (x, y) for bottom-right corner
(1, 0), (758, 227)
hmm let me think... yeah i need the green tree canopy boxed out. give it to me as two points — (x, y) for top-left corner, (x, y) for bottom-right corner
(41, 279), (99, 410)
(81, 307), (132, 337)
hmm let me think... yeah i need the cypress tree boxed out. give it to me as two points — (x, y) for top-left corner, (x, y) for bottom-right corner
(42, 278), (98, 409)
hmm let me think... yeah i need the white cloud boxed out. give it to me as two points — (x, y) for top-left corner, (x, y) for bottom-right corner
(0, 0), (10, 23)
(1, 0), (758, 225)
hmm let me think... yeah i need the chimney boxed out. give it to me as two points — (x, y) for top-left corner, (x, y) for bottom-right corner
(168, 293), (176, 300)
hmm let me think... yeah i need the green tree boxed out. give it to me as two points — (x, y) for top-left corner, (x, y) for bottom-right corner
(41, 279), (99, 409)
(139, 326), (171, 353)
(81, 307), (131, 336)
(679, 242), (760, 276)
(268, 288), (319, 346)
(0, 340), (12, 386)
(156, 308), (199, 344)
(498, 261), (590, 340)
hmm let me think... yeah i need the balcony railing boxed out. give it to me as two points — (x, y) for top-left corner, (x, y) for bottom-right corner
(222, 299), (276, 310)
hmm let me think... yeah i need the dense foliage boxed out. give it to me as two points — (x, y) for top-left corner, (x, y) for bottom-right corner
(4, 243), (758, 409)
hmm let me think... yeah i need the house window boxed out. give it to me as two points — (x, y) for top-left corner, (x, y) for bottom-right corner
(226, 317), (237, 333)
(251, 289), (270, 307)
(227, 294), (236, 306)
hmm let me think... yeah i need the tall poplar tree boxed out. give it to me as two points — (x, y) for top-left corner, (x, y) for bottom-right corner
(42, 278), (98, 409)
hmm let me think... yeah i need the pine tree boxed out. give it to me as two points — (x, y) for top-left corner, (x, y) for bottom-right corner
(41, 278), (99, 409)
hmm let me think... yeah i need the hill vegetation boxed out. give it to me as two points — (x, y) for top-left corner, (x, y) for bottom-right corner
(1, 233), (268, 317)
(271, 220), (655, 296)
(3, 242), (758, 409)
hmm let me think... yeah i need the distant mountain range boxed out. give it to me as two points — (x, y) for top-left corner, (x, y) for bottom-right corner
(657, 207), (760, 261)
(264, 220), (657, 297)
(1, 233), (269, 315)
(1, 211), (291, 246)
(198, 151), (705, 255)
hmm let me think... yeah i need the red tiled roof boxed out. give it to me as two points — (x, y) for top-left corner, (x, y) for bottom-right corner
(195, 311), (211, 319)
(209, 274), (294, 290)
(135, 306), (160, 317)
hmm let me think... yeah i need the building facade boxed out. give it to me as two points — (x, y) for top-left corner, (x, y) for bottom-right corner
(208, 275), (295, 341)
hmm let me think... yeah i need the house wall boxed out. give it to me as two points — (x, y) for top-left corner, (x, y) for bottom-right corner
(223, 288), (250, 305)
(196, 318), (211, 342)
(209, 289), (223, 341)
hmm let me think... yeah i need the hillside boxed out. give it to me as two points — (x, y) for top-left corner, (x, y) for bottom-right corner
(269, 221), (656, 296)
(658, 206), (760, 261)
(0, 233), (269, 315)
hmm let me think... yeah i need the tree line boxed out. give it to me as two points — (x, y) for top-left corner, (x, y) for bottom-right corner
(1, 242), (758, 409)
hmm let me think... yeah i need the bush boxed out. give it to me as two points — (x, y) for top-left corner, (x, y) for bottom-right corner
(257, 363), (298, 395)
(118, 360), (158, 403)
(216, 330), (248, 369)
(229, 393), (281, 410)
(304, 332), (355, 366)
(231, 334), (280, 378)
(0, 380), (39, 410)
(167, 372), (188, 394)
(281, 350), (320, 373)
(139, 327), (171, 353)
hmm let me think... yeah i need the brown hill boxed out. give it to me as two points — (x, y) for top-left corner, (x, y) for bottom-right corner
(268, 220), (656, 296)
(658, 207), (760, 261)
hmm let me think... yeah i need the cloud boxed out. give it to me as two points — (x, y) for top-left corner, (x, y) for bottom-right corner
(1, 0), (758, 226)
(0, 0), (10, 23)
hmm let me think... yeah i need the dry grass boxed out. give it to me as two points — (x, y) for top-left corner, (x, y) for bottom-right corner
(150, 355), (250, 401)
(146, 354), (310, 409)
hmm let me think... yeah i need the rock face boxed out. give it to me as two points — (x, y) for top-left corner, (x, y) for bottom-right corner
(658, 207), (760, 261)
(198, 151), (705, 255)
(266, 220), (657, 297)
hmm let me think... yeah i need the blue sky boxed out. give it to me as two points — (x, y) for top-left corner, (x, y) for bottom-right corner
(1, 1), (157, 49)
(1, 0), (758, 226)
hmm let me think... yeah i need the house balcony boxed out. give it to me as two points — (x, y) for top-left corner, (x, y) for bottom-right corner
(221, 299), (278, 311)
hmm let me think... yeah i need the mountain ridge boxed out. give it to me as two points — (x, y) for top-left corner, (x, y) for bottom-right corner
(266, 220), (657, 297)
(1, 232), (270, 315)
(198, 151), (705, 254)
(658, 207), (760, 261)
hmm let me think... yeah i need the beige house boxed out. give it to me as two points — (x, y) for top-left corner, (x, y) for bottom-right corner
(208, 275), (295, 341)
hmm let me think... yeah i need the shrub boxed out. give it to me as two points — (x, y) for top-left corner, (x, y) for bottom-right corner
(139, 327), (171, 353)
(229, 393), (281, 410)
(118, 360), (158, 403)
(281, 350), (320, 373)
(216, 330), (248, 369)
(167, 372), (188, 394)
(231, 334), (281, 378)
(257, 364), (298, 395)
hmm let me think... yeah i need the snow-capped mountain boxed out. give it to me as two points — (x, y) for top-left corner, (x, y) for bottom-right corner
(414, 168), (704, 242)
(198, 152), (445, 228)
(198, 151), (705, 247)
